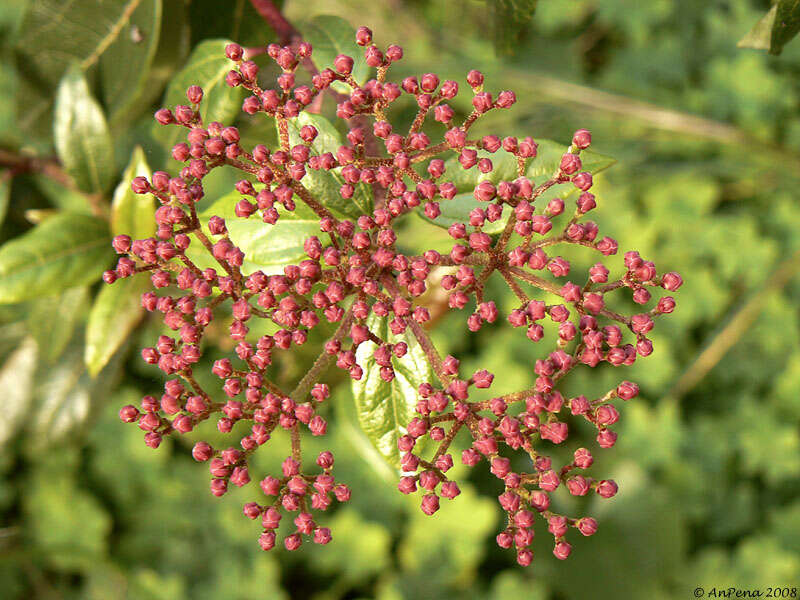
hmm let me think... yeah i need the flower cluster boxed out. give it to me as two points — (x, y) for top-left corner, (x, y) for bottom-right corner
(109, 24), (682, 563)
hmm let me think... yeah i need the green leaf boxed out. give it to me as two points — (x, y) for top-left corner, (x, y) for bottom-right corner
(85, 276), (149, 376)
(0, 171), (9, 227)
(190, 0), (282, 48)
(200, 191), (321, 271)
(738, 2), (800, 55)
(28, 286), (90, 364)
(287, 111), (342, 156)
(417, 192), (509, 234)
(352, 313), (436, 468)
(153, 39), (245, 158)
(285, 112), (373, 218)
(127, 0), (191, 123)
(0, 337), (37, 448)
(54, 67), (115, 194)
(13, 0), (153, 137)
(398, 485), (496, 585)
(300, 15), (369, 93)
(23, 208), (58, 225)
(335, 391), (398, 485)
(34, 350), (93, 442)
(492, 0), (538, 55)
(312, 509), (391, 581)
(33, 175), (94, 214)
(772, 0), (800, 55)
(490, 573), (549, 600)
(527, 138), (616, 179)
(421, 139), (615, 232)
(738, 5), (776, 51)
(0, 212), (112, 304)
(100, 0), (163, 124)
(33, 343), (118, 445)
(111, 146), (155, 239)
(23, 450), (112, 570)
(736, 402), (800, 484)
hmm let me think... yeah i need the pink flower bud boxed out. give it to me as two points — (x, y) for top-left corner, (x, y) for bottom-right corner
(616, 381), (639, 400)
(559, 153), (582, 174)
(186, 85), (204, 104)
(334, 54), (354, 74)
(597, 429), (618, 448)
(573, 129), (591, 148)
(567, 475), (591, 496)
(553, 541), (572, 560)
(314, 527), (332, 545)
(538, 470), (560, 491)
(577, 517), (598, 536)
(662, 271), (683, 291)
(119, 405), (140, 423)
(574, 447), (594, 468)
(440, 481), (460, 499)
(596, 479), (618, 498)
(467, 70), (484, 88)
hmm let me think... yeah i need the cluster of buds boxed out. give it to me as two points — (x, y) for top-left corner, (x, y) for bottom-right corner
(396, 364), (636, 565)
(110, 24), (682, 563)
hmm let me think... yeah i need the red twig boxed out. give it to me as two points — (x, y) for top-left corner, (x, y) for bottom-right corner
(248, 0), (299, 45)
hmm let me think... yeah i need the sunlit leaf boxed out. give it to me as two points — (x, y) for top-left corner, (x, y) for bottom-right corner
(352, 313), (435, 468)
(54, 67), (115, 194)
(0, 212), (112, 303)
(200, 190), (321, 270)
(284, 112), (372, 218)
(85, 276), (149, 376)
(28, 286), (89, 364)
(738, 1), (800, 55)
(111, 146), (155, 239)
(738, 5), (776, 52)
(0, 337), (37, 448)
(153, 39), (245, 160)
(421, 139), (615, 232)
(300, 15), (369, 93)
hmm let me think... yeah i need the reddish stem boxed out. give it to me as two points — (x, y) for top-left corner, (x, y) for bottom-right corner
(248, 0), (299, 45)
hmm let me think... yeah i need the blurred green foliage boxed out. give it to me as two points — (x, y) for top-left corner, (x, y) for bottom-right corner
(0, 1), (798, 599)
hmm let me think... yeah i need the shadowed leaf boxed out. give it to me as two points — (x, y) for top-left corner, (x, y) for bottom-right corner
(14, 0), (147, 137)
(493, 0), (537, 55)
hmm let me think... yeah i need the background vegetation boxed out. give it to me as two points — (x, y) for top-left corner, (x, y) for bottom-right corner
(0, 1), (798, 598)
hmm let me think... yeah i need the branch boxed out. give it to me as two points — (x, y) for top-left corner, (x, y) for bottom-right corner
(508, 266), (632, 327)
(0, 148), (107, 217)
(290, 307), (356, 402)
(1, 149), (71, 190)
(248, 0), (299, 45)
(381, 274), (450, 385)
(666, 248), (800, 402)
(248, 0), (384, 201)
